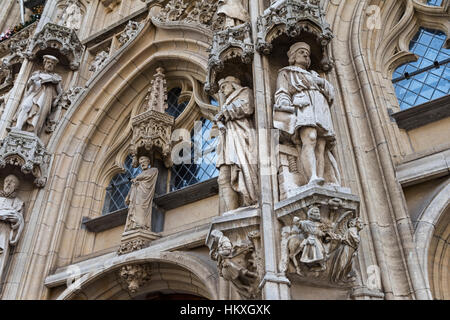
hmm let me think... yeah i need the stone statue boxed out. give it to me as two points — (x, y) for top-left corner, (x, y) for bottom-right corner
(0, 175), (24, 279)
(89, 50), (109, 74)
(60, 0), (83, 31)
(215, 76), (258, 212)
(209, 230), (259, 299)
(330, 217), (363, 283)
(274, 42), (340, 187)
(12, 55), (63, 136)
(217, 0), (250, 28)
(124, 156), (158, 232)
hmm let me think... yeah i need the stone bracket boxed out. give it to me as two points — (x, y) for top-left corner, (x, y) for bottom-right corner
(118, 229), (161, 255)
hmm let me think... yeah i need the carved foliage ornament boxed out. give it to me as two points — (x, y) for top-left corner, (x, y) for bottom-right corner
(26, 23), (84, 70)
(119, 264), (152, 293)
(118, 21), (143, 48)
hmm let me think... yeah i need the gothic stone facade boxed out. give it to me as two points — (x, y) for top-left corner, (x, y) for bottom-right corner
(0, 0), (448, 300)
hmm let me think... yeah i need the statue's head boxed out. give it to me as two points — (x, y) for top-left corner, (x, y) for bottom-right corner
(349, 217), (363, 231)
(3, 174), (20, 194)
(307, 205), (321, 222)
(43, 55), (59, 72)
(219, 76), (241, 98)
(288, 42), (311, 70)
(138, 156), (151, 170)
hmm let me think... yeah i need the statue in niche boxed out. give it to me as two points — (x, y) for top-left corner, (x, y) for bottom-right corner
(209, 230), (259, 299)
(217, 0), (250, 28)
(274, 42), (340, 188)
(12, 55), (62, 136)
(330, 217), (363, 283)
(60, 0), (83, 31)
(215, 76), (258, 213)
(0, 175), (24, 279)
(124, 156), (158, 232)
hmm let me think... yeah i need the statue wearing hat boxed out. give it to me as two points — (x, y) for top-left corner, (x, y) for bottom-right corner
(12, 55), (63, 136)
(274, 42), (340, 187)
(215, 76), (258, 212)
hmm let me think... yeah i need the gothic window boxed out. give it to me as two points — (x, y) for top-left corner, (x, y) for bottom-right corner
(166, 87), (189, 118)
(392, 27), (449, 110)
(426, 0), (443, 6)
(102, 155), (142, 215)
(170, 118), (219, 191)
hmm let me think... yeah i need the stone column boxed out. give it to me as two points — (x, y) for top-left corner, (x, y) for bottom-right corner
(249, 0), (290, 300)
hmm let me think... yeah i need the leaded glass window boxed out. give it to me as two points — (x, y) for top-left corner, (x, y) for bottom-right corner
(427, 0), (443, 6)
(392, 27), (450, 110)
(102, 155), (142, 215)
(166, 87), (189, 118)
(170, 118), (219, 191)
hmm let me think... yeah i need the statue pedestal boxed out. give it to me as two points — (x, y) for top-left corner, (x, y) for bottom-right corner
(118, 229), (161, 255)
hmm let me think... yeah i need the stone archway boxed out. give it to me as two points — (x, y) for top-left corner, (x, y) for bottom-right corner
(414, 182), (450, 300)
(56, 251), (219, 300)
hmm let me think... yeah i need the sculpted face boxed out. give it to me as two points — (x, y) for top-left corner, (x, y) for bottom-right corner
(220, 82), (235, 98)
(3, 175), (19, 194)
(308, 206), (321, 221)
(43, 59), (57, 72)
(291, 48), (311, 69)
(139, 156), (151, 170)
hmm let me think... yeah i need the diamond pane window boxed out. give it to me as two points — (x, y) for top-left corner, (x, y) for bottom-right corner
(171, 118), (219, 191)
(166, 87), (189, 118)
(392, 27), (450, 110)
(102, 155), (142, 215)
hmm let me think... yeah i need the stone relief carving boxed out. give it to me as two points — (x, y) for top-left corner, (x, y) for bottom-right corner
(209, 230), (262, 299)
(257, 0), (333, 71)
(46, 86), (85, 133)
(129, 68), (174, 169)
(278, 199), (363, 284)
(59, 0), (83, 31)
(119, 264), (152, 293)
(0, 174), (24, 281)
(273, 42), (341, 200)
(215, 76), (258, 213)
(100, 0), (121, 12)
(117, 21), (142, 48)
(11, 55), (63, 136)
(88, 50), (109, 74)
(26, 23), (84, 70)
(0, 91), (10, 119)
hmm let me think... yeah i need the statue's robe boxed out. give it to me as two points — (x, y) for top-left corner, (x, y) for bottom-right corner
(0, 195), (24, 279)
(330, 226), (360, 283)
(125, 168), (158, 231)
(17, 71), (62, 134)
(298, 220), (326, 265)
(216, 87), (258, 207)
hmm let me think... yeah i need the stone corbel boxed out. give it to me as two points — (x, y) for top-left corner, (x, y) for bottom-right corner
(276, 185), (363, 286)
(0, 130), (51, 187)
(257, 0), (334, 71)
(26, 23), (84, 70)
(206, 208), (263, 299)
(205, 22), (254, 94)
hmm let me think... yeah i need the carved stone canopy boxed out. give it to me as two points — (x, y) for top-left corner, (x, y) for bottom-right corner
(26, 23), (84, 70)
(129, 68), (175, 168)
(205, 23), (254, 95)
(0, 130), (51, 187)
(257, 0), (334, 71)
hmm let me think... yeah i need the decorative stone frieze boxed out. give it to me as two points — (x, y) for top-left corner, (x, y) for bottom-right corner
(205, 22), (253, 94)
(117, 21), (142, 48)
(0, 130), (51, 187)
(26, 23), (84, 70)
(129, 68), (174, 168)
(257, 0), (334, 71)
(88, 50), (109, 74)
(276, 185), (362, 285)
(119, 264), (152, 293)
(206, 208), (263, 299)
(118, 229), (161, 255)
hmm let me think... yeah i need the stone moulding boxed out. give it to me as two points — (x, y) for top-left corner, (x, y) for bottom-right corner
(205, 23), (254, 94)
(256, 0), (334, 71)
(26, 23), (84, 70)
(0, 130), (51, 187)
